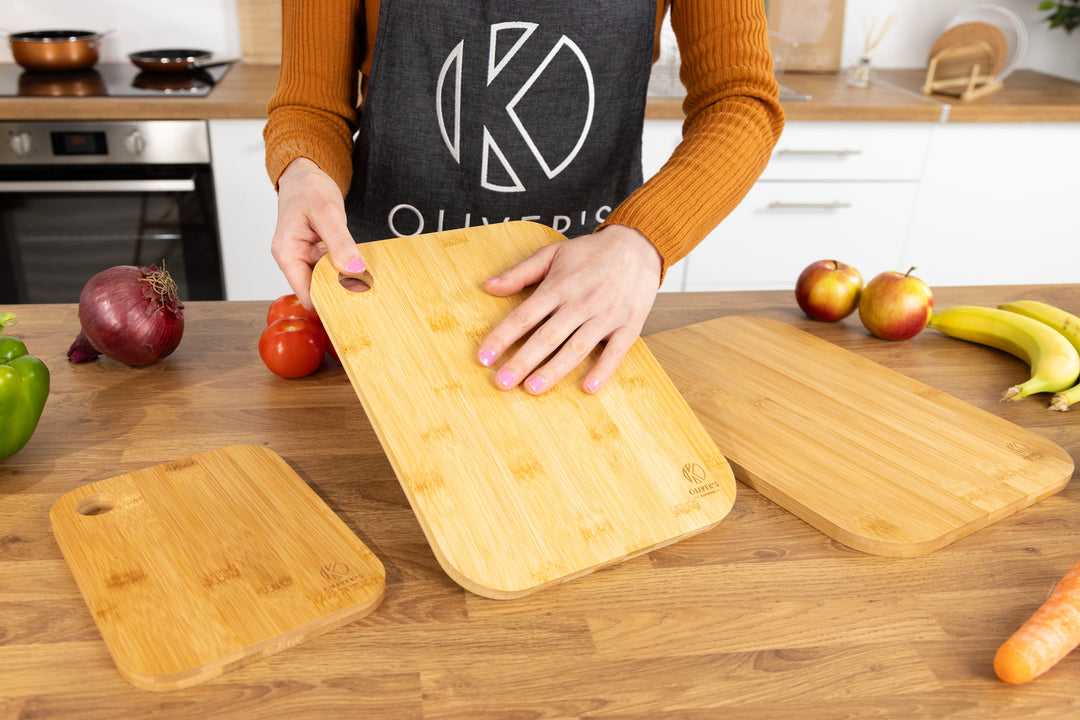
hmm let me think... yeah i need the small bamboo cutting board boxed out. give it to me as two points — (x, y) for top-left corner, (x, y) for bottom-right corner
(645, 316), (1074, 557)
(310, 221), (735, 599)
(50, 445), (385, 691)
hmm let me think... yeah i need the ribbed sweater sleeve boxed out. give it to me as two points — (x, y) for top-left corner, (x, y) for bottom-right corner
(601, 0), (785, 276)
(263, 0), (372, 195)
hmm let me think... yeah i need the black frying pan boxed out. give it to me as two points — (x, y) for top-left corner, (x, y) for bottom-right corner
(128, 49), (234, 74)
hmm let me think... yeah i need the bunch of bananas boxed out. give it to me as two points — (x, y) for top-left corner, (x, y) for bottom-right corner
(927, 300), (1080, 411)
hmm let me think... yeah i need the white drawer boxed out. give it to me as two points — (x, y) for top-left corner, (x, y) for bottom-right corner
(761, 122), (933, 182)
(904, 122), (1080, 287)
(682, 180), (918, 291)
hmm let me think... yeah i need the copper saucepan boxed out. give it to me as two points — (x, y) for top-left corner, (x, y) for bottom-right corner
(128, 49), (234, 74)
(7, 30), (107, 72)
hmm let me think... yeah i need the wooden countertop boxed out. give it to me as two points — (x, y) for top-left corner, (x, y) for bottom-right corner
(876, 68), (1080, 122)
(652, 69), (1080, 122)
(649, 71), (946, 122)
(2, 286), (1078, 717)
(0, 63), (281, 121)
(3, 63), (1079, 123)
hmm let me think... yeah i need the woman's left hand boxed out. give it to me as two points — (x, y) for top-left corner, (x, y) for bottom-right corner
(478, 224), (662, 395)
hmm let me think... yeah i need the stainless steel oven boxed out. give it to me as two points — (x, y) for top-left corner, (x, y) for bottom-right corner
(0, 120), (224, 304)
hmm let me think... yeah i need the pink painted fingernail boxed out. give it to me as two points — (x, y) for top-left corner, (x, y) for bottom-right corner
(496, 369), (514, 389)
(584, 378), (600, 394)
(483, 277), (499, 284)
(478, 348), (497, 367)
(527, 375), (546, 394)
(346, 258), (366, 274)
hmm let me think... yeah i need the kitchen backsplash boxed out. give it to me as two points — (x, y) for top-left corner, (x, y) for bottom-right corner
(0, 0), (243, 64)
(1, 0), (1077, 82)
(841, 0), (1080, 82)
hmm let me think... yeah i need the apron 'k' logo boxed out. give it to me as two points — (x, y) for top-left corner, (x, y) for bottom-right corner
(436, 22), (595, 193)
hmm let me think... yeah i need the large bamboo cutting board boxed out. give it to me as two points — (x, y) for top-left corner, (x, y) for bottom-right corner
(645, 316), (1075, 557)
(50, 445), (385, 691)
(310, 221), (735, 599)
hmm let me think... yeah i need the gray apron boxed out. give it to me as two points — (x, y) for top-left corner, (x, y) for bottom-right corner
(345, 0), (657, 242)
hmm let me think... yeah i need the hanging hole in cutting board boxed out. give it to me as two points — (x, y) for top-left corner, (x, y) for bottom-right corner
(338, 269), (374, 293)
(76, 494), (116, 516)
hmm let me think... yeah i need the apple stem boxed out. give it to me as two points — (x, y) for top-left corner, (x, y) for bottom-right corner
(905, 266), (917, 277)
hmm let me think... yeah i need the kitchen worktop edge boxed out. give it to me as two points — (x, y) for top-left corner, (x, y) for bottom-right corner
(1, 64), (1078, 123)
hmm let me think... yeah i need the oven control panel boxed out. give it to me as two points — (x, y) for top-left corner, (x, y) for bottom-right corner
(0, 121), (211, 165)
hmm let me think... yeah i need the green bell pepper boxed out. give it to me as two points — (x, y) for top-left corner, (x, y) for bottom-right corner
(0, 313), (49, 462)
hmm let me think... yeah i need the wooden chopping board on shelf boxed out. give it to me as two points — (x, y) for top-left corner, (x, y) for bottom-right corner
(928, 22), (1009, 79)
(50, 445), (385, 691)
(644, 316), (1074, 557)
(310, 221), (735, 599)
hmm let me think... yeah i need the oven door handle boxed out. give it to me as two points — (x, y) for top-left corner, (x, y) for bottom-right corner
(0, 179), (196, 193)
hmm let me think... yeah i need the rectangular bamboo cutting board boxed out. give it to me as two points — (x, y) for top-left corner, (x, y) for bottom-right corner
(645, 316), (1075, 557)
(310, 221), (735, 599)
(50, 445), (385, 691)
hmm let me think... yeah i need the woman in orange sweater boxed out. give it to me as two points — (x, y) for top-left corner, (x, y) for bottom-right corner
(264, 0), (784, 395)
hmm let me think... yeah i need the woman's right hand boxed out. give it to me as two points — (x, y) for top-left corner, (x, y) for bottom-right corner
(270, 157), (366, 310)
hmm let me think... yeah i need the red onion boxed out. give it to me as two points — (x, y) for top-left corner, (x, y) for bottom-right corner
(67, 264), (185, 366)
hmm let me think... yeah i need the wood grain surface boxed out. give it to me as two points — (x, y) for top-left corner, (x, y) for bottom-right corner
(646, 315), (1073, 556)
(50, 445), (385, 691)
(875, 68), (1080, 122)
(238, 0), (282, 65)
(310, 222), (735, 598)
(4, 63), (1080, 124)
(2, 285), (1079, 718)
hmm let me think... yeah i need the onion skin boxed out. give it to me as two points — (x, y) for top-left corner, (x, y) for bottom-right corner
(68, 265), (185, 367)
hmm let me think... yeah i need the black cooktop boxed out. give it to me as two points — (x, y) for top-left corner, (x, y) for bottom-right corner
(0, 62), (231, 98)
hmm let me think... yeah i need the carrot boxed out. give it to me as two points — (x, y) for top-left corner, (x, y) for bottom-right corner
(994, 558), (1080, 684)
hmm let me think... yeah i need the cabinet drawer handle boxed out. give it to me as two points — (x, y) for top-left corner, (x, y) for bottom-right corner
(766, 201), (852, 211)
(774, 149), (863, 158)
(0, 179), (196, 193)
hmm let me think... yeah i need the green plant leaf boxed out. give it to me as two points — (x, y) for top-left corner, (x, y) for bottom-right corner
(1042, 0), (1080, 33)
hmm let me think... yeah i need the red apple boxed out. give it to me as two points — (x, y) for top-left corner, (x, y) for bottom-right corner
(858, 267), (933, 340)
(795, 260), (864, 322)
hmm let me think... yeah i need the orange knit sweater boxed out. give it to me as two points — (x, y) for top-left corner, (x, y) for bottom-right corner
(264, 0), (785, 275)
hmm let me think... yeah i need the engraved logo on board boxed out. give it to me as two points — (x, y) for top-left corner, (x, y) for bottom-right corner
(320, 562), (353, 581)
(682, 462), (721, 498)
(1005, 440), (1045, 462)
(312, 561), (370, 605)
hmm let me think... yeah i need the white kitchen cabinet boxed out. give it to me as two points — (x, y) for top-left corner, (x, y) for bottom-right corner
(682, 181), (918, 290)
(757, 122), (930, 182)
(218, 118), (1077, 300)
(904, 122), (1080, 287)
(208, 119), (290, 301)
(649, 121), (934, 291)
(644, 117), (1079, 292)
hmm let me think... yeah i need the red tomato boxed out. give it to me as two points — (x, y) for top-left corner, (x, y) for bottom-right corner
(267, 294), (322, 328)
(259, 317), (327, 378)
(266, 293), (340, 363)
